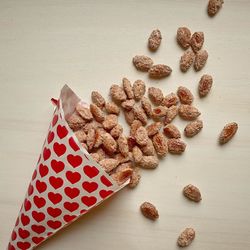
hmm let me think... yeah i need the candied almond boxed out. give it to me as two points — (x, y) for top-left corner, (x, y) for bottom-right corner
(111, 166), (133, 185)
(179, 104), (200, 120)
(129, 168), (141, 188)
(177, 27), (191, 49)
(132, 146), (143, 164)
(90, 104), (105, 122)
(67, 112), (86, 131)
(105, 102), (120, 115)
(180, 50), (195, 72)
(164, 105), (178, 124)
(141, 139), (156, 156)
(194, 50), (208, 71)
(177, 228), (195, 247)
(90, 152), (100, 163)
(117, 134), (129, 157)
(124, 110), (135, 125)
(110, 124), (123, 139)
(91, 91), (105, 109)
(139, 155), (159, 169)
(184, 120), (203, 137)
(167, 138), (186, 154)
(198, 74), (213, 97)
(99, 159), (119, 173)
(146, 122), (162, 137)
(86, 128), (96, 151)
(130, 120), (143, 137)
(141, 97), (153, 117)
(148, 29), (162, 51)
(133, 55), (154, 72)
(102, 133), (117, 154)
(177, 86), (194, 105)
(162, 93), (179, 107)
(208, 0), (224, 17)
(76, 104), (93, 121)
(121, 99), (135, 110)
(133, 105), (147, 125)
(140, 202), (159, 220)
(102, 114), (118, 130)
(135, 126), (149, 146)
(75, 130), (87, 142)
(149, 64), (172, 78)
(163, 124), (181, 139)
(148, 87), (164, 105)
(190, 32), (204, 53)
(133, 80), (146, 101)
(122, 77), (134, 99)
(152, 132), (168, 157)
(110, 84), (127, 102)
(152, 106), (168, 120)
(183, 184), (202, 202)
(219, 122), (238, 144)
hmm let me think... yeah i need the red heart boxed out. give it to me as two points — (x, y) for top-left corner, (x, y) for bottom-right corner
(49, 176), (63, 189)
(100, 175), (113, 187)
(51, 160), (65, 173)
(47, 131), (54, 144)
(43, 147), (51, 161)
(32, 237), (44, 244)
(64, 202), (79, 212)
(31, 225), (46, 234)
(57, 125), (68, 139)
(32, 170), (37, 181)
(47, 220), (62, 230)
(24, 199), (31, 211)
(66, 171), (81, 184)
(52, 114), (58, 127)
(11, 230), (17, 241)
(80, 209), (87, 214)
(8, 243), (15, 250)
(47, 232), (53, 236)
(99, 190), (113, 199)
(21, 213), (30, 226)
(81, 196), (97, 207)
(47, 207), (62, 218)
(18, 228), (30, 239)
(83, 165), (99, 178)
(82, 181), (98, 193)
(17, 242), (31, 250)
(53, 142), (66, 157)
(34, 196), (46, 208)
(63, 215), (76, 223)
(69, 137), (80, 151)
(36, 180), (47, 193)
(64, 187), (80, 199)
(67, 154), (82, 168)
(48, 192), (62, 205)
(39, 164), (48, 177)
(32, 211), (45, 223)
(28, 184), (34, 196)
(15, 217), (19, 227)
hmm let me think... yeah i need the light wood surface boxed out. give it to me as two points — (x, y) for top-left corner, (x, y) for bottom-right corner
(0, 0), (250, 249)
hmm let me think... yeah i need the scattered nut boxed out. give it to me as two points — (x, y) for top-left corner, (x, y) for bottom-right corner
(122, 78), (134, 99)
(130, 120), (143, 137)
(139, 155), (159, 169)
(133, 55), (154, 71)
(114, 152), (131, 164)
(110, 84), (127, 102)
(152, 132), (168, 157)
(140, 202), (159, 220)
(129, 168), (141, 188)
(133, 105), (148, 125)
(102, 133), (117, 154)
(82, 120), (103, 133)
(148, 29), (162, 51)
(132, 146), (143, 164)
(74, 129), (87, 142)
(117, 134), (129, 157)
(167, 139), (186, 154)
(121, 99), (135, 110)
(163, 124), (181, 139)
(180, 50), (195, 72)
(111, 166), (133, 185)
(183, 184), (202, 202)
(76, 104), (93, 121)
(152, 106), (168, 120)
(128, 136), (137, 151)
(141, 138), (156, 156)
(179, 104), (201, 120)
(149, 64), (172, 78)
(86, 128), (96, 151)
(177, 27), (191, 49)
(133, 80), (146, 101)
(194, 50), (208, 71)
(141, 97), (153, 117)
(103, 114), (118, 130)
(162, 93), (179, 108)
(90, 104), (105, 122)
(219, 122), (238, 144)
(124, 110), (135, 125)
(91, 91), (106, 109)
(184, 120), (203, 137)
(99, 158), (119, 172)
(164, 105), (178, 124)
(67, 112), (86, 131)
(190, 32), (204, 53)
(208, 0), (224, 17)
(135, 126), (149, 146)
(148, 87), (164, 105)
(90, 152), (100, 163)
(146, 122), (162, 137)
(177, 86), (194, 105)
(177, 228), (195, 247)
(198, 74), (213, 97)
(105, 102), (120, 115)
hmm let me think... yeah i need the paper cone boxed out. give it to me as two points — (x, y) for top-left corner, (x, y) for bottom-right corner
(8, 85), (128, 250)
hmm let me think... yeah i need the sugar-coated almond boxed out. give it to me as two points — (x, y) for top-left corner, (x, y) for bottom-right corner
(117, 134), (129, 157)
(99, 158), (119, 172)
(177, 228), (195, 247)
(105, 102), (120, 115)
(141, 97), (153, 117)
(146, 122), (162, 137)
(190, 32), (204, 53)
(133, 80), (146, 101)
(139, 155), (159, 169)
(76, 104), (93, 121)
(163, 124), (181, 139)
(177, 27), (191, 49)
(124, 110), (135, 125)
(152, 106), (168, 120)
(133, 55), (154, 71)
(129, 167), (141, 188)
(164, 105), (178, 124)
(102, 114), (118, 130)
(194, 50), (208, 71)
(134, 126), (149, 146)
(183, 184), (202, 202)
(149, 64), (172, 78)
(90, 104), (105, 122)
(91, 91), (106, 109)
(179, 104), (200, 120)
(198, 74), (213, 97)
(148, 29), (162, 51)
(162, 93), (179, 107)
(122, 77), (134, 99)
(132, 146), (143, 164)
(141, 138), (156, 156)
(110, 84), (127, 102)
(102, 133), (117, 154)
(180, 50), (195, 72)
(67, 112), (86, 131)
(130, 120), (143, 137)
(184, 120), (203, 137)
(219, 122), (238, 144)
(110, 124), (123, 139)
(152, 132), (168, 157)
(208, 0), (224, 17)
(74, 130), (87, 142)
(111, 166), (133, 185)
(148, 87), (164, 105)
(177, 86), (194, 105)
(167, 138), (186, 154)
(121, 99), (135, 110)
(133, 105), (148, 126)
(140, 202), (159, 220)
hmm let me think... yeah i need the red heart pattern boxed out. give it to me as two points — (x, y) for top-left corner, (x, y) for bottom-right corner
(8, 95), (121, 250)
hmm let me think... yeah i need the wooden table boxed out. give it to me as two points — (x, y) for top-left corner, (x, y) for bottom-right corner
(0, 0), (250, 249)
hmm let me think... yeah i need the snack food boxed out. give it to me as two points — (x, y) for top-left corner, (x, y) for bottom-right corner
(177, 228), (195, 247)
(140, 202), (159, 220)
(133, 55), (154, 71)
(219, 122), (238, 144)
(148, 29), (162, 51)
(177, 27), (191, 49)
(198, 74), (213, 97)
(208, 0), (224, 16)
(183, 184), (202, 202)
(149, 64), (172, 78)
